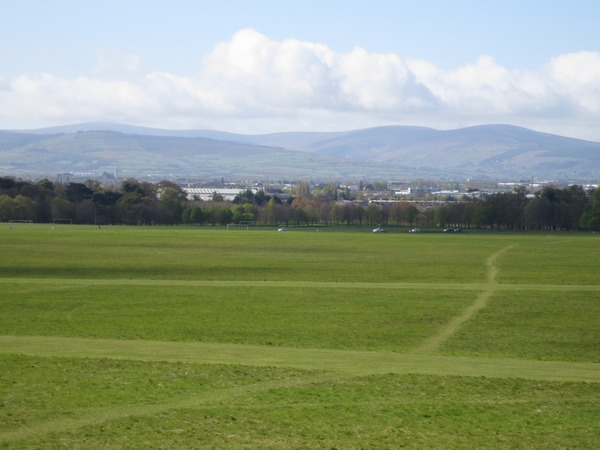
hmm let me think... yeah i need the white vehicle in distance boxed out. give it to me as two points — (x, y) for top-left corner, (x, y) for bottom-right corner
(409, 228), (421, 233)
(372, 227), (385, 233)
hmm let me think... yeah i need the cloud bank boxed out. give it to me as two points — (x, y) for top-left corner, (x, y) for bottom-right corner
(1, 28), (600, 140)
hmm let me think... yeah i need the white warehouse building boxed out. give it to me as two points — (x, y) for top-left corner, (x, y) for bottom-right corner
(182, 187), (258, 201)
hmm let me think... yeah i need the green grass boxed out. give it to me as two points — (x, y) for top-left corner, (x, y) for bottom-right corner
(495, 236), (600, 285)
(1, 354), (598, 449)
(0, 225), (497, 283)
(1, 224), (599, 448)
(441, 289), (600, 362)
(0, 282), (475, 351)
(0, 354), (306, 432)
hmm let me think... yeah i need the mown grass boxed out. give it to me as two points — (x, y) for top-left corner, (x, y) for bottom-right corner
(494, 235), (600, 285)
(441, 289), (600, 362)
(1, 224), (599, 448)
(2, 225), (597, 284)
(2, 355), (598, 449)
(0, 354), (307, 432)
(0, 282), (475, 352)
(0, 225), (497, 283)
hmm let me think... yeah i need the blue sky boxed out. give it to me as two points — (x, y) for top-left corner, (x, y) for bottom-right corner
(2, 0), (600, 140)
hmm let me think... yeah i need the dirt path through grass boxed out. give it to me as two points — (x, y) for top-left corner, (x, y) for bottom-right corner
(414, 244), (517, 353)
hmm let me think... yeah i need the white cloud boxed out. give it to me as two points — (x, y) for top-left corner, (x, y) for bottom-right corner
(1, 29), (599, 141)
(546, 51), (600, 114)
(203, 29), (340, 111)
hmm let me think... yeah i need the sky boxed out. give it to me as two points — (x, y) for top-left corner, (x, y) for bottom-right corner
(1, 0), (600, 140)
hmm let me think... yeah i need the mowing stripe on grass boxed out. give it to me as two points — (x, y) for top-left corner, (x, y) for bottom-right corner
(1, 277), (599, 292)
(1, 335), (598, 383)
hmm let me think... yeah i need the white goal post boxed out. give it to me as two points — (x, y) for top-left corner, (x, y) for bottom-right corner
(8, 219), (34, 229)
(239, 221), (258, 227)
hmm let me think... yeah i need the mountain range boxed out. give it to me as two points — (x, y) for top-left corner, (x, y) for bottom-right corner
(1, 123), (600, 181)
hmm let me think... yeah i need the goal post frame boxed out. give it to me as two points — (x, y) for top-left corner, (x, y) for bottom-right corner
(53, 218), (73, 225)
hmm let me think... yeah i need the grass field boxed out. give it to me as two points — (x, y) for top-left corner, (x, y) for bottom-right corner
(1, 224), (599, 448)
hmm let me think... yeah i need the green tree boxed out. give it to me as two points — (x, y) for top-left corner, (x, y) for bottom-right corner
(13, 195), (37, 220)
(435, 205), (450, 228)
(121, 179), (147, 196)
(158, 182), (187, 224)
(291, 205), (308, 226)
(190, 206), (206, 224)
(524, 197), (553, 230)
(404, 205), (419, 227)
(0, 177), (17, 192)
(254, 190), (268, 206)
(365, 204), (383, 226)
(0, 195), (15, 221)
(233, 189), (256, 205)
(327, 203), (343, 225)
(93, 190), (121, 224)
(65, 182), (94, 203)
(16, 181), (53, 222)
(211, 192), (224, 202)
(315, 200), (331, 225)
(51, 197), (75, 221)
(231, 203), (256, 223)
(564, 185), (589, 230)
(472, 201), (495, 228)
(262, 197), (277, 225)
(213, 207), (233, 226)
(314, 183), (338, 201)
(116, 192), (156, 225)
(389, 203), (404, 226)
(296, 181), (311, 199)
(580, 188), (600, 230)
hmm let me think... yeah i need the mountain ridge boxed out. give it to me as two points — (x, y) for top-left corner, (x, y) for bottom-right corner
(2, 123), (600, 181)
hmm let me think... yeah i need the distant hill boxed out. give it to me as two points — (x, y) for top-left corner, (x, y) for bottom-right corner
(0, 128), (408, 180)
(3, 123), (600, 181)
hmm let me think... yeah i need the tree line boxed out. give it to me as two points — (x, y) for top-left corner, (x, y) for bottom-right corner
(1, 176), (599, 231)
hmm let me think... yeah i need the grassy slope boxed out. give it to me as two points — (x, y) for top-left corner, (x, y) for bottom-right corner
(2, 354), (598, 449)
(1, 225), (599, 448)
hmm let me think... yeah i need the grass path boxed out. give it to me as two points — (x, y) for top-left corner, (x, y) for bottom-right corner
(415, 244), (517, 353)
(1, 335), (598, 383)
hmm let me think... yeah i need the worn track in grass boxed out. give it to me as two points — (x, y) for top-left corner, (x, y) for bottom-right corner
(415, 244), (517, 352)
(1, 335), (598, 383)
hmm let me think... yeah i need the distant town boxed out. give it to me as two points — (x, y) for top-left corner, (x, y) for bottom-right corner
(2, 172), (599, 231)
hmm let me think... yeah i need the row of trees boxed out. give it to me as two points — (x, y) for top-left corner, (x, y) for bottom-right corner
(1, 176), (599, 230)
(0, 177), (187, 226)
